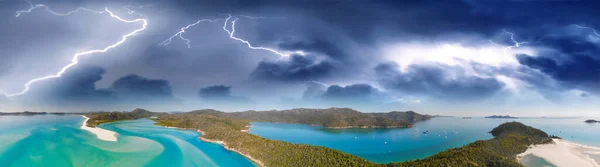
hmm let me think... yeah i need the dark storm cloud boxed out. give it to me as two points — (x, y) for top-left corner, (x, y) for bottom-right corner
(2, 0), (600, 111)
(517, 54), (600, 93)
(20, 65), (177, 107)
(512, 25), (600, 94)
(198, 85), (249, 102)
(110, 74), (175, 101)
(278, 39), (346, 60)
(375, 62), (505, 101)
(294, 83), (401, 111)
(322, 84), (379, 102)
(303, 83), (381, 102)
(25, 65), (116, 104)
(301, 81), (327, 100)
(249, 55), (334, 82)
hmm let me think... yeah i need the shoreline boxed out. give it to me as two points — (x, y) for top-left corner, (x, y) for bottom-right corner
(195, 129), (265, 167)
(80, 115), (118, 142)
(517, 139), (600, 167)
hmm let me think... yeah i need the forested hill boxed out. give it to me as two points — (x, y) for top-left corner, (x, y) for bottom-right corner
(83, 108), (431, 128)
(228, 108), (431, 128)
(85, 108), (165, 127)
(156, 109), (553, 167)
(397, 122), (552, 167)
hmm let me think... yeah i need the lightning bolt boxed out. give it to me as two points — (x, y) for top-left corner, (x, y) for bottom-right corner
(306, 80), (329, 87)
(572, 24), (600, 37)
(159, 18), (220, 48)
(16, 0), (103, 17)
(123, 4), (154, 18)
(223, 14), (291, 57)
(162, 14), (299, 57)
(5, 3), (148, 97)
(485, 30), (527, 53)
(501, 30), (527, 51)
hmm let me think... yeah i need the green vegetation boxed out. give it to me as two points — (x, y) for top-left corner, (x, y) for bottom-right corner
(228, 108), (428, 128)
(157, 109), (552, 167)
(85, 108), (164, 127)
(396, 122), (552, 167)
(86, 108), (551, 167)
(156, 113), (375, 167)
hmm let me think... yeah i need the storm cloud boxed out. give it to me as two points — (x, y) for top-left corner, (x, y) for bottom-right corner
(375, 62), (505, 101)
(0, 0), (598, 114)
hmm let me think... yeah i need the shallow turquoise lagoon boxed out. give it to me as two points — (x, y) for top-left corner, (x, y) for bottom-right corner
(0, 115), (256, 167)
(249, 117), (600, 164)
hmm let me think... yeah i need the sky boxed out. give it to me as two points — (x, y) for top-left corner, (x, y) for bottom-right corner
(0, 0), (598, 116)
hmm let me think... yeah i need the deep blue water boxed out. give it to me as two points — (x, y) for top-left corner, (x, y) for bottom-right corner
(249, 117), (600, 163)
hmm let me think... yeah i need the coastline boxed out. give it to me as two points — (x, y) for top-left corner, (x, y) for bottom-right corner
(195, 129), (265, 167)
(517, 139), (600, 167)
(80, 115), (118, 142)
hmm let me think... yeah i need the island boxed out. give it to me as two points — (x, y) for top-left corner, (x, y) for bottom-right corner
(227, 108), (431, 128)
(0, 111), (71, 116)
(85, 108), (166, 127)
(584, 119), (599, 123)
(87, 108), (553, 167)
(485, 115), (518, 119)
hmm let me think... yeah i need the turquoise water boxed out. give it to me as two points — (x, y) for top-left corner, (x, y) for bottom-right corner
(1, 116), (598, 166)
(249, 117), (600, 164)
(0, 115), (255, 167)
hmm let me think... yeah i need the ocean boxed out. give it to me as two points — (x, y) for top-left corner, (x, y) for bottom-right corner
(1, 115), (598, 166)
(249, 117), (600, 164)
(0, 115), (256, 167)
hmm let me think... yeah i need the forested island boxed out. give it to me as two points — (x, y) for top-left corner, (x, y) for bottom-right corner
(0, 111), (68, 116)
(84, 108), (166, 127)
(485, 115), (518, 119)
(86, 108), (552, 167)
(228, 108), (430, 128)
(585, 119), (599, 123)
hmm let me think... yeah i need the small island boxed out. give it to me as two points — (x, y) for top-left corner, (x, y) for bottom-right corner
(585, 119), (599, 123)
(0, 111), (70, 116)
(485, 115), (518, 119)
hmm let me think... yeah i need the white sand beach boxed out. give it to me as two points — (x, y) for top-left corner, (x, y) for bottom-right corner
(80, 116), (118, 142)
(517, 139), (600, 167)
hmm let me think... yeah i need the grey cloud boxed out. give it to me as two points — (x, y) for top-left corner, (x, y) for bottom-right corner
(375, 62), (505, 101)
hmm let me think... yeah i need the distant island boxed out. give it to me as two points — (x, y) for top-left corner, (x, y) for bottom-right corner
(585, 119), (599, 123)
(226, 108), (431, 128)
(85, 108), (552, 167)
(0, 111), (69, 116)
(485, 115), (518, 119)
(85, 108), (166, 127)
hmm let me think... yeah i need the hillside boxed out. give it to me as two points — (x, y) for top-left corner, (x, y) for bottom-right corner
(369, 111), (431, 122)
(85, 108), (164, 127)
(228, 108), (427, 128)
(156, 109), (552, 167)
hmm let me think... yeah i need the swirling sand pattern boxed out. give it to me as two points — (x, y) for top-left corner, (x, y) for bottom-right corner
(0, 115), (255, 167)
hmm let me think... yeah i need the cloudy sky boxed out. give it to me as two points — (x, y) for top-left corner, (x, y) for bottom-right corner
(0, 0), (598, 116)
